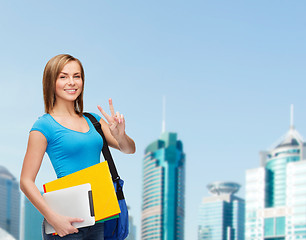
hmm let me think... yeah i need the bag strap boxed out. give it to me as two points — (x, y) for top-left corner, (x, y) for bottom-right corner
(83, 112), (120, 181)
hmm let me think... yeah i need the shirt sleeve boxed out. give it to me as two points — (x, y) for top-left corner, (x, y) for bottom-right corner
(30, 115), (52, 143)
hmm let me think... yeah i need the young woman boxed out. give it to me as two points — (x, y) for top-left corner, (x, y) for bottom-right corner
(20, 54), (135, 240)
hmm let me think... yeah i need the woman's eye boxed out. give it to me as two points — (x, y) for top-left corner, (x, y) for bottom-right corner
(74, 75), (81, 79)
(59, 75), (66, 79)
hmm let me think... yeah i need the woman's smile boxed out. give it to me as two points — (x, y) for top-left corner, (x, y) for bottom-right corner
(64, 89), (78, 94)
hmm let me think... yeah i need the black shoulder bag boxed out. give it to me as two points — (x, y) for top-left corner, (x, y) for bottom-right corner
(84, 113), (129, 240)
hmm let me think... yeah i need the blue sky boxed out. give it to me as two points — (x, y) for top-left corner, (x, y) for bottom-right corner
(1, 1), (306, 239)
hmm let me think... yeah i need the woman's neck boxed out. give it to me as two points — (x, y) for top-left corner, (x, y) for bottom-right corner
(51, 101), (78, 117)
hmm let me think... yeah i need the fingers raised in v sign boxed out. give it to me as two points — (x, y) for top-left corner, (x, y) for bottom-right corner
(97, 98), (122, 124)
(97, 98), (126, 140)
(97, 104), (112, 123)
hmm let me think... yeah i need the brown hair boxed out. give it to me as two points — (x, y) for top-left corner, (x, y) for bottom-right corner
(43, 54), (85, 115)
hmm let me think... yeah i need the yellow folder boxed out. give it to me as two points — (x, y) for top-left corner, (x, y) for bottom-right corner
(43, 161), (120, 222)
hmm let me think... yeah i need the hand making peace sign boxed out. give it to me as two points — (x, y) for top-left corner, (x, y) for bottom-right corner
(97, 98), (126, 140)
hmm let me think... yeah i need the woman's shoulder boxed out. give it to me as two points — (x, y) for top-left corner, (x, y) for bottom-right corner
(30, 114), (54, 140)
(32, 114), (52, 126)
(84, 112), (101, 122)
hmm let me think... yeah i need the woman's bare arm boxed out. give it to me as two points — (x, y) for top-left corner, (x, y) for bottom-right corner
(20, 131), (83, 237)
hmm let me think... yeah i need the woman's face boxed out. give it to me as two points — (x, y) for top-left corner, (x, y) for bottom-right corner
(55, 60), (83, 104)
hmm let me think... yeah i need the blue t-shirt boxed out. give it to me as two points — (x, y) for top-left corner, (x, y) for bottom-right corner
(31, 113), (103, 178)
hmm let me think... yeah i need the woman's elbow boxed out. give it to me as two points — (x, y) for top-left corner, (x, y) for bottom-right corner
(19, 177), (27, 193)
(19, 179), (25, 193)
(19, 177), (31, 194)
(131, 146), (136, 154)
(128, 144), (136, 154)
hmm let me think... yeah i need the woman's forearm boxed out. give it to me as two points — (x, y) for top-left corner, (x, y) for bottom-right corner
(20, 177), (83, 236)
(117, 133), (136, 154)
(20, 178), (56, 222)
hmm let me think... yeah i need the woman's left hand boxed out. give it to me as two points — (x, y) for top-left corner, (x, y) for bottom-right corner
(97, 98), (125, 140)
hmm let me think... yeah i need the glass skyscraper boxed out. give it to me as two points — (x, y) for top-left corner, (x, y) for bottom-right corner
(0, 166), (20, 240)
(141, 132), (185, 240)
(126, 206), (136, 240)
(245, 123), (306, 239)
(21, 194), (44, 240)
(0, 227), (16, 240)
(198, 182), (245, 240)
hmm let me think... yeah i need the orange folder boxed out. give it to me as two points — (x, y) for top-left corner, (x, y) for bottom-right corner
(43, 161), (120, 222)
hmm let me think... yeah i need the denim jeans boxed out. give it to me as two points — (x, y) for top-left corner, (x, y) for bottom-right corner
(42, 220), (104, 240)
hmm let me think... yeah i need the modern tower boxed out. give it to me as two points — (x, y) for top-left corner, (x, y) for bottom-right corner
(141, 131), (185, 240)
(126, 207), (136, 240)
(126, 217), (136, 240)
(22, 194), (44, 240)
(198, 181), (245, 240)
(0, 227), (16, 240)
(0, 166), (20, 240)
(245, 105), (306, 239)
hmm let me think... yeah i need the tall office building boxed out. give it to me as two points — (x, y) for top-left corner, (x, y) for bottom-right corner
(0, 166), (20, 240)
(198, 182), (245, 240)
(141, 131), (185, 240)
(126, 208), (137, 240)
(21, 194), (44, 240)
(245, 109), (306, 239)
(0, 227), (16, 240)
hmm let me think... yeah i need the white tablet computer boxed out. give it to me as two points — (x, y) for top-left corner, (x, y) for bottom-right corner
(43, 183), (95, 234)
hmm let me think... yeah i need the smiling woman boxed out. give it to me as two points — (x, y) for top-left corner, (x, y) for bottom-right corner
(55, 61), (83, 104)
(19, 54), (136, 240)
(42, 55), (85, 116)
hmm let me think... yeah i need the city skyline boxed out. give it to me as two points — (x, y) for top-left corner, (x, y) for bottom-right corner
(1, 110), (306, 240)
(1, 1), (306, 239)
